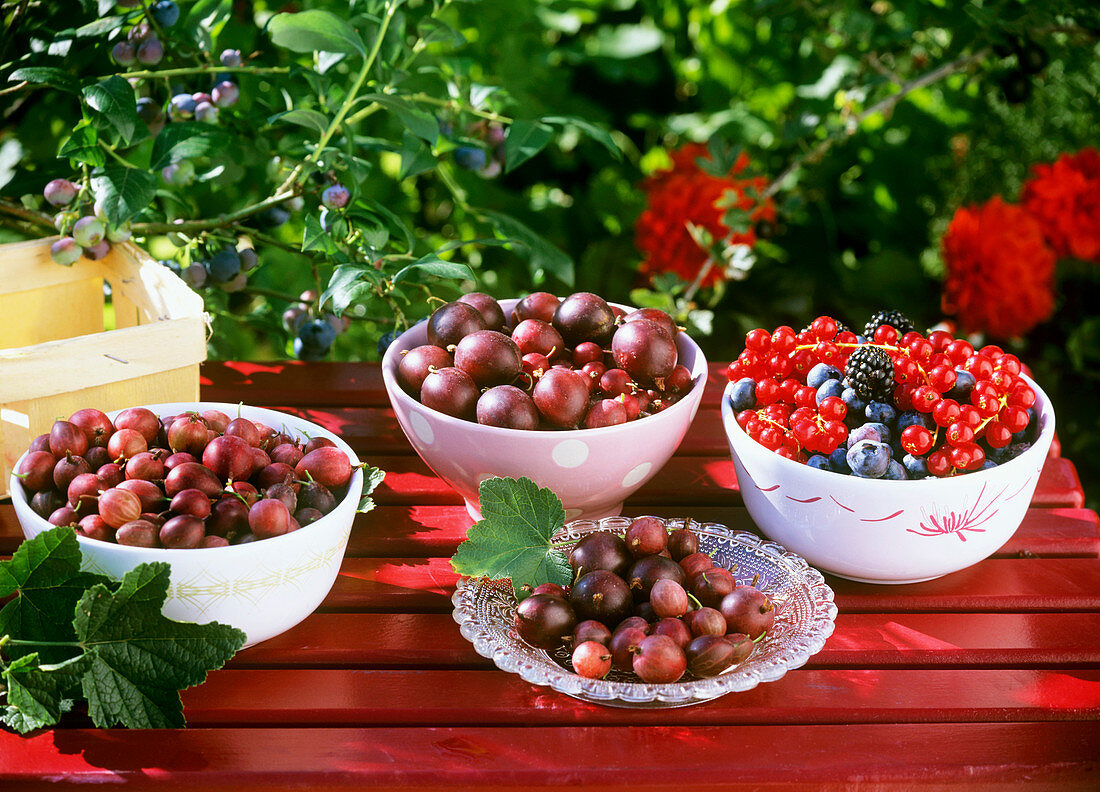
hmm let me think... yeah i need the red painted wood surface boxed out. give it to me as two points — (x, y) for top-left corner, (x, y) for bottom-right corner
(0, 360), (1095, 791)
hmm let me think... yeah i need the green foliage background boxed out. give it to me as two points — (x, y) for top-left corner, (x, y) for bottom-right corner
(2, 0), (1098, 502)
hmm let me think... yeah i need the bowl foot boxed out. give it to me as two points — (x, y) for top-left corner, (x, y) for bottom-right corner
(464, 499), (624, 522)
(826, 571), (947, 585)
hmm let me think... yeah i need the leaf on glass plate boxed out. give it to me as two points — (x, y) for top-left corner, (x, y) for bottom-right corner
(73, 562), (245, 729)
(451, 477), (572, 596)
(268, 10), (367, 58)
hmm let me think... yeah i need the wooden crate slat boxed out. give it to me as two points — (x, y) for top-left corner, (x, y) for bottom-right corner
(0, 276), (104, 347)
(3, 723), (1098, 790)
(232, 611), (1100, 670)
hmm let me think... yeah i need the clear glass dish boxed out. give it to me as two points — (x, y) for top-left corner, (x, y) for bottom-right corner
(452, 516), (838, 708)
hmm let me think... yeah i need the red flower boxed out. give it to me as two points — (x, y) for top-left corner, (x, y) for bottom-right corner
(941, 197), (1055, 339)
(1022, 147), (1100, 262)
(635, 143), (776, 289)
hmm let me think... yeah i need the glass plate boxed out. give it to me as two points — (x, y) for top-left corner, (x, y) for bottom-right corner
(452, 516), (838, 708)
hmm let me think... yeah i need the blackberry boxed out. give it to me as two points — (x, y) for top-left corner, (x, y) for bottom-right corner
(864, 309), (915, 339)
(844, 345), (894, 402)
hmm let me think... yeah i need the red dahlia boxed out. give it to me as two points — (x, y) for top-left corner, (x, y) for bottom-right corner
(635, 143), (776, 289)
(941, 197), (1055, 339)
(1022, 147), (1100, 263)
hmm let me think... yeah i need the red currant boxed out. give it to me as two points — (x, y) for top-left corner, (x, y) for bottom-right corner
(811, 316), (838, 341)
(901, 425), (934, 455)
(979, 343), (1004, 359)
(791, 420), (816, 448)
(735, 410), (754, 429)
(984, 421), (1012, 448)
(758, 426), (784, 450)
(745, 328), (771, 352)
(755, 378), (780, 405)
(818, 396), (846, 422)
(990, 369), (1016, 392)
(791, 350), (816, 379)
(966, 443), (986, 470)
(932, 398), (961, 427)
(946, 421), (975, 447)
(927, 365), (957, 393)
(912, 385), (939, 413)
(873, 325), (899, 345)
(901, 331), (923, 346)
(771, 326), (796, 354)
(795, 386), (818, 409)
(1000, 406), (1029, 433)
(790, 407), (817, 426)
(813, 341), (839, 364)
(726, 362), (745, 382)
(996, 354), (1022, 376)
(949, 444), (974, 470)
(964, 355), (994, 380)
(823, 420), (848, 445)
(894, 358), (921, 385)
(778, 378), (800, 403)
(927, 449), (952, 477)
(928, 330), (953, 352)
(836, 330), (858, 345)
(1008, 381), (1036, 409)
(907, 338), (934, 362)
(893, 384), (915, 411)
(958, 404), (982, 430)
(945, 340), (974, 366)
(763, 403), (791, 426)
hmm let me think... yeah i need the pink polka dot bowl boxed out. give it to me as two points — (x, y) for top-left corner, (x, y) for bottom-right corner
(720, 373), (1055, 585)
(381, 299), (708, 521)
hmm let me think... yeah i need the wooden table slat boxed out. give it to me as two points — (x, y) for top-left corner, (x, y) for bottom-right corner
(4, 723), (1098, 791)
(230, 611), (1100, 670)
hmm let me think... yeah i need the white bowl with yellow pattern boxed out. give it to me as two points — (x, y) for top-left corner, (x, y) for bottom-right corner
(9, 402), (364, 647)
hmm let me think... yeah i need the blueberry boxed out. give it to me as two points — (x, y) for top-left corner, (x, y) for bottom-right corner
(882, 459), (908, 480)
(298, 318), (337, 351)
(239, 248), (258, 270)
(207, 247), (241, 283)
(865, 401), (897, 425)
(897, 410), (934, 433)
(846, 440), (892, 478)
(454, 146), (488, 171)
(195, 101), (218, 123)
(848, 422), (888, 447)
(729, 377), (756, 411)
(807, 363), (842, 390)
(828, 446), (850, 474)
(112, 41), (136, 67)
(841, 387), (867, 416)
(158, 258), (181, 274)
(136, 97), (163, 124)
(169, 93), (197, 121)
(816, 378), (845, 405)
(377, 330), (397, 357)
(136, 36), (163, 66)
(151, 0), (180, 27)
(182, 263), (207, 289)
(72, 216), (105, 247)
(321, 183), (350, 210)
(946, 370), (976, 402)
(220, 49), (242, 68)
(212, 80), (239, 108)
(43, 179), (78, 207)
(50, 237), (81, 266)
(807, 454), (832, 472)
(255, 207), (290, 228)
(902, 453), (929, 479)
(980, 460), (999, 471)
(293, 337), (328, 361)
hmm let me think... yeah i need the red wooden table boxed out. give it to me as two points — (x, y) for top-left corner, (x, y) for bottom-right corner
(2, 360), (1099, 790)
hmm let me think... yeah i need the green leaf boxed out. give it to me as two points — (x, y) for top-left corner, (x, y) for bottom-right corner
(451, 477), (571, 596)
(360, 198), (415, 252)
(503, 119), (552, 173)
(82, 76), (137, 144)
(391, 254), (474, 285)
(360, 94), (438, 144)
(268, 10), (367, 57)
(322, 264), (384, 315)
(8, 67), (80, 93)
(91, 166), (156, 226)
(357, 466), (387, 514)
(0, 526), (110, 664)
(399, 131), (436, 179)
(151, 123), (227, 170)
(1, 653), (89, 734)
(58, 122), (104, 168)
(75, 16), (125, 38)
(184, 0), (232, 50)
(73, 562), (245, 729)
(541, 116), (622, 160)
(269, 109), (330, 136)
(302, 214), (338, 254)
(482, 209), (574, 286)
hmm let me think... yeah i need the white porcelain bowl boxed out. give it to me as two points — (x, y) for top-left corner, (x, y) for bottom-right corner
(382, 299), (708, 521)
(9, 402), (364, 646)
(720, 375), (1055, 584)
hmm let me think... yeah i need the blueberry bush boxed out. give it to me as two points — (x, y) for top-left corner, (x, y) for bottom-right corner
(2, 0), (1098, 500)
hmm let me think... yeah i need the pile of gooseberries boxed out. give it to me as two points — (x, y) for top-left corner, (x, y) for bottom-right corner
(513, 518), (776, 683)
(396, 291), (696, 430)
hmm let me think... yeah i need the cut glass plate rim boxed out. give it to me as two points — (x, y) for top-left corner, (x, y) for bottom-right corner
(451, 516), (838, 708)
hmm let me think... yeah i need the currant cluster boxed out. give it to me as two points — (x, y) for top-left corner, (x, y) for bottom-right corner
(514, 518), (774, 683)
(15, 406), (356, 549)
(396, 292), (695, 430)
(46, 185), (133, 265)
(726, 312), (1040, 479)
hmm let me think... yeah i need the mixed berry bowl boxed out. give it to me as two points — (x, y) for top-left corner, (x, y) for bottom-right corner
(721, 374), (1055, 584)
(382, 296), (708, 520)
(10, 402), (365, 646)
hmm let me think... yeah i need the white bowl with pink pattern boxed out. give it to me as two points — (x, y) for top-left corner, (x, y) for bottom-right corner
(720, 374), (1055, 584)
(382, 299), (708, 521)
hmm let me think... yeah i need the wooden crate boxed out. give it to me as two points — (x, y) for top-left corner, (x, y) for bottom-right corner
(0, 236), (206, 497)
